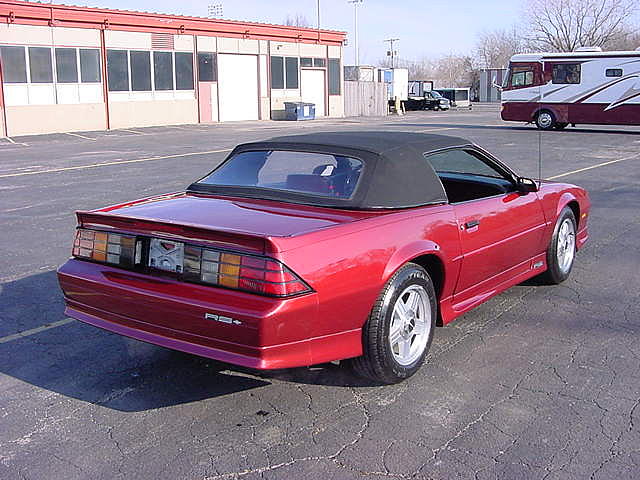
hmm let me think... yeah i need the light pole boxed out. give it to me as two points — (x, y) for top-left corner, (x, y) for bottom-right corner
(384, 38), (399, 68)
(348, 0), (363, 66)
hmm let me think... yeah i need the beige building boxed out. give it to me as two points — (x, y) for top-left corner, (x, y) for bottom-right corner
(0, 0), (346, 137)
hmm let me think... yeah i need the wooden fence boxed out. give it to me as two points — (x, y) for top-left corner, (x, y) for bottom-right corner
(344, 81), (388, 117)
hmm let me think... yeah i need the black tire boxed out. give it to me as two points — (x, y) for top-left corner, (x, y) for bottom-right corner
(539, 207), (577, 284)
(554, 122), (568, 130)
(348, 263), (437, 384)
(535, 110), (556, 130)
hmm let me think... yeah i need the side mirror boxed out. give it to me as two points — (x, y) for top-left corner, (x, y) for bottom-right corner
(492, 82), (503, 91)
(517, 177), (539, 193)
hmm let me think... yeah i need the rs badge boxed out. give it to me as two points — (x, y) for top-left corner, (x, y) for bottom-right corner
(205, 313), (242, 325)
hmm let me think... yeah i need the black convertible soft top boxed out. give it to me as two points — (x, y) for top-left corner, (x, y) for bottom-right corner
(188, 131), (474, 209)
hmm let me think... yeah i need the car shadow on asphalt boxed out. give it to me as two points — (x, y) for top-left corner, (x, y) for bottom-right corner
(0, 271), (377, 412)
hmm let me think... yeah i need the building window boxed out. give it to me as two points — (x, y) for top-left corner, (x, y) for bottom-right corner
(605, 68), (623, 77)
(0, 46), (27, 83)
(153, 51), (174, 90)
(552, 63), (581, 84)
(270, 56), (284, 89)
(301, 57), (313, 67)
(79, 49), (101, 83)
(197, 52), (216, 82)
(55, 48), (78, 83)
(175, 52), (194, 90)
(313, 58), (326, 68)
(107, 50), (129, 91)
(328, 58), (341, 95)
(28, 47), (53, 83)
(271, 56), (299, 90)
(130, 51), (152, 91)
(285, 57), (299, 89)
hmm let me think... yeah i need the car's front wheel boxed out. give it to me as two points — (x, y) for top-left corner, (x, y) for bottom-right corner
(349, 263), (436, 384)
(540, 206), (577, 284)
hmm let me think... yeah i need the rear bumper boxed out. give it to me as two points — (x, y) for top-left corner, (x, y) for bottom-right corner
(58, 259), (362, 369)
(64, 302), (360, 369)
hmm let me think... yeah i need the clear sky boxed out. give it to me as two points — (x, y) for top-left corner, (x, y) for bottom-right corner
(52, 0), (524, 64)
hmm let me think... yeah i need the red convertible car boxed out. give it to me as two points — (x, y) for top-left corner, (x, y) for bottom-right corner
(57, 132), (589, 383)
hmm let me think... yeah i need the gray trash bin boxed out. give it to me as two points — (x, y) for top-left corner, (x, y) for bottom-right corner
(284, 102), (315, 121)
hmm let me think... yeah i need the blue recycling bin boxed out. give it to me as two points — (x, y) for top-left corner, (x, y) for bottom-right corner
(284, 102), (316, 121)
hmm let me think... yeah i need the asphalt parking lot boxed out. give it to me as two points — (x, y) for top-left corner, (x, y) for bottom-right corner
(1, 108), (639, 480)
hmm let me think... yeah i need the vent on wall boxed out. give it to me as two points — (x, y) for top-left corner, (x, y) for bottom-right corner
(151, 33), (175, 50)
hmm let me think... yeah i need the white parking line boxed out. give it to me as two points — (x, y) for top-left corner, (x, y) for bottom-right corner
(0, 148), (232, 179)
(0, 318), (74, 344)
(545, 153), (640, 180)
(119, 129), (147, 135)
(3, 137), (29, 146)
(65, 132), (96, 141)
(422, 127), (456, 133)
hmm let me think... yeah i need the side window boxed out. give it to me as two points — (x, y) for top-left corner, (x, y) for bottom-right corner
(426, 149), (505, 178)
(425, 149), (513, 203)
(552, 63), (581, 84)
(605, 68), (622, 77)
(511, 70), (533, 87)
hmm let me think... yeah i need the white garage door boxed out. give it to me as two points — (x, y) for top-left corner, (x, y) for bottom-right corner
(218, 54), (259, 122)
(301, 69), (326, 117)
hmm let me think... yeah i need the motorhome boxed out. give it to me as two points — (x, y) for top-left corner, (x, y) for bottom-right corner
(501, 50), (640, 129)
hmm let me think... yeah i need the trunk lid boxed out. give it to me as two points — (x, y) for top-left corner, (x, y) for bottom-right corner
(78, 192), (378, 254)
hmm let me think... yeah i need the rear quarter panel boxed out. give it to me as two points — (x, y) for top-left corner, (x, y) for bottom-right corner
(271, 204), (462, 339)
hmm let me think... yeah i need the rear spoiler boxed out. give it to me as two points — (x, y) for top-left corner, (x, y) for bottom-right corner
(76, 211), (272, 255)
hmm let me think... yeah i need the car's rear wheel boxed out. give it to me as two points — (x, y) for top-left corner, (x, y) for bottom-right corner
(536, 110), (555, 130)
(348, 263), (436, 384)
(540, 207), (577, 284)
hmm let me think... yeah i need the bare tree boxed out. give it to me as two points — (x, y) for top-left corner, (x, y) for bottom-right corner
(434, 55), (475, 88)
(606, 23), (640, 50)
(476, 27), (528, 68)
(283, 14), (311, 28)
(524, 0), (638, 51)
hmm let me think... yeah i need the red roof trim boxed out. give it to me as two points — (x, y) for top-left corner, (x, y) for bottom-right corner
(0, 0), (346, 46)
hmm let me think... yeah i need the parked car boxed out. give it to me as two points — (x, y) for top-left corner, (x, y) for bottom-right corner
(434, 88), (473, 109)
(57, 132), (590, 383)
(405, 90), (451, 111)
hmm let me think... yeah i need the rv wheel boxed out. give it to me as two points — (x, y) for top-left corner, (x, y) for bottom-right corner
(536, 110), (555, 130)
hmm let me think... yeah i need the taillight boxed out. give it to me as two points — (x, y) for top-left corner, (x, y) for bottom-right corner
(72, 228), (311, 298)
(73, 229), (137, 267)
(183, 245), (311, 297)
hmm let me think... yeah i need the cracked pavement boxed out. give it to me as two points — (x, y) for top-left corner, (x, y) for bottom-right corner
(1, 109), (639, 479)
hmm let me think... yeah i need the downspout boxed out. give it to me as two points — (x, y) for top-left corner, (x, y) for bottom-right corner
(194, 34), (200, 123)
(99, 27), (110, 130)
(0, 53), (8, 138)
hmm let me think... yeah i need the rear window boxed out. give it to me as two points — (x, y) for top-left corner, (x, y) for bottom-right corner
(197, 150), (363, 199)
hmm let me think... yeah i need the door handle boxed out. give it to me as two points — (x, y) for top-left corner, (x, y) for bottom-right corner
(465, 220), (480, 229)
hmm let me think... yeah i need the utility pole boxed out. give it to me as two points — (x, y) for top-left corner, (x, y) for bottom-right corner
(348, 0), (363, 66)
(384, 38), (399, 68)
(317, 0), (321, 42)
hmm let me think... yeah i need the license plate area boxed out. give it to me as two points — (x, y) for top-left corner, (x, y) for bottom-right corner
(148, 238), (184, 273)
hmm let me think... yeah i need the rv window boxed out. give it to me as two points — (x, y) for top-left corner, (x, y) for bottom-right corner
(552, 64), (581, 84)
(511, 70), (533, 87)
(455, 90), (468, 101)
(605, 68), (623, 77)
